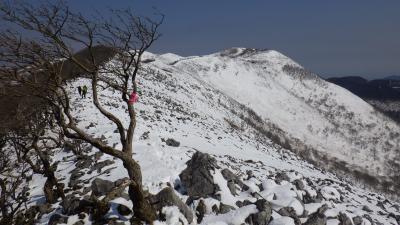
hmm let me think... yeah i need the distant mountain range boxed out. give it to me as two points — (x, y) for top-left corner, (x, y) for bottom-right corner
(326, 75), (400, 123)
(383, 75), (400, 81)
(326, 76), (400, 100)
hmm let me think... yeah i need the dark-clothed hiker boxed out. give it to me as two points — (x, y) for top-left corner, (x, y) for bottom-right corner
(82, 85), (88, 98)
(78, 86), (82, 97)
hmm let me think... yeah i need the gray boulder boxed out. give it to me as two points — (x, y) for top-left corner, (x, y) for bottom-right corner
(278, 207), (301, 225)
(61, 195), (93, 215)
(219, 203), (235, 214)
(275, 172), (290, 184)
(117, 204), (132, 216)
(48, 214), (68, 225)
(338, 212), (353, 225)
(221, 168), (247, 195)
(303, 204), (328, 225)
(352, 216), (363, 225)
(165, 138), (180, 147)
(151, 187), (193, 223)
(91, 178), (115, 197)
(179, 152), (219, 198)
(293, 179), (305, 190)
(245, 199), (272, 225)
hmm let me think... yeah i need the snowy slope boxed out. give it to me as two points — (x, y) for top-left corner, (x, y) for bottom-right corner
(16, 48), (400, 225)
(145, 48), (400, 195)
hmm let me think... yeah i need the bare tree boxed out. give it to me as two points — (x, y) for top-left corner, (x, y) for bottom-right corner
(0, 139), (30, 225)
(0, 0), (163, 223)
(6, 107), (65, 204)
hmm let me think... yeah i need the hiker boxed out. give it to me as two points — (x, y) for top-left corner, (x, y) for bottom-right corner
(77, 86), (82, 97)
(82, 85), (88, 98)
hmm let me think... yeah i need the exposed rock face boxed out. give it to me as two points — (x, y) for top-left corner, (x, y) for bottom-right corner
(150, 187), (193, 223)
(179, 151), (219, 198)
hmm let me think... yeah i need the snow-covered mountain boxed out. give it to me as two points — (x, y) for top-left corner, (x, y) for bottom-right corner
(6, 48), (400, 225)
(139, 48), (400, 196)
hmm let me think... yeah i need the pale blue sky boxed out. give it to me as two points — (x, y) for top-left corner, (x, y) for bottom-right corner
(65, 1), (400, 79)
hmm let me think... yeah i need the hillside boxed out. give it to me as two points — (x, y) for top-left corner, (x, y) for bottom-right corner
(148, 48), (400, 196)
(1, 48), (400, 225)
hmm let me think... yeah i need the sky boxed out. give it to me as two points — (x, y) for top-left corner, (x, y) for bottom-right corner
(65, 1), (400, 79)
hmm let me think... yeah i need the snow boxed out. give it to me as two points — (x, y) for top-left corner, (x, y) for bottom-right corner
(200, 205), (257, 225)
(269, 216), (295, 225)
(320, 186), (341, 201)
(14, 48), (400, 225)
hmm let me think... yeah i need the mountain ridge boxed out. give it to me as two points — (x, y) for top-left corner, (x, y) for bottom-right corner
(140, 48), (400, 197)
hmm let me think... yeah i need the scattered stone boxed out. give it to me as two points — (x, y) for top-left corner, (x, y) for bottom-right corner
(293, 179), (305, 190)
(275, 172), (290, 184)
(245, 199), (272, 225)
(140, 131), (150, 140)
(179, 152), (219, 198)
(221, 168), (247, 195)
(75, 156), (93, 169)
(278, 207), (301, 225)
(117, 204), (132, 216)
(150, 187), (193, 223)
(338, 212), (353, 225)
(352, 216), (363, 225)
(165, 138), (180, 147)
(362, 205), (373, 213)
(69, 170), (85, 188)
(90, 160), (114, 173)
(303, 204), (328, 225)
(61, 195), (93, 215)
(219, 203), (235, 214)
(48, 214), (68, 225)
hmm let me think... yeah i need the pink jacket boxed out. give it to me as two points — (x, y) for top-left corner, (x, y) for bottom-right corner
(128, 92), (139, 104)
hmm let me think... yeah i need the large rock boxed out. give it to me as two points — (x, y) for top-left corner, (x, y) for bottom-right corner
(117, 204), (132, 216)
(91, 178), (115, 196)
(61, 195), (93, 215)
(179, 152), (219, 198)
(165, 138), (180, 147)
(150, 187), (193, 223)
(245, 199), (272, 225)
(278, 207), (301, 225)
(338, 212), (353, 225)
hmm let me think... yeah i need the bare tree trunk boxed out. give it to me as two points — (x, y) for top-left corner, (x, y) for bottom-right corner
(43, 173), (64, 204)
(0, 179), (12, 225)
(122, 156), (157, 223)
